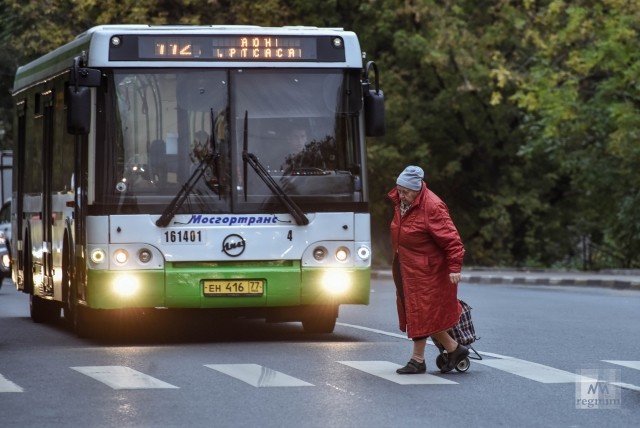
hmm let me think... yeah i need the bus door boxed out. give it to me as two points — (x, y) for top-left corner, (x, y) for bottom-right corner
(66, 60), (101, 302)
(72, 96), (89, 303)
(41, 89), (55, 296)
(14, 99), (26, 291)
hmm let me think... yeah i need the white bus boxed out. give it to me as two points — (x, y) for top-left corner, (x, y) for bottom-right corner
(11, 25), (385, 336)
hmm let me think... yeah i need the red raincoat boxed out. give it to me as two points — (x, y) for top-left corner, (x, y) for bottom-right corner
(388, 182), (465, 338)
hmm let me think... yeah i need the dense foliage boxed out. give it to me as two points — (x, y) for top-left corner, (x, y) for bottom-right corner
(1, 0), (638, 269)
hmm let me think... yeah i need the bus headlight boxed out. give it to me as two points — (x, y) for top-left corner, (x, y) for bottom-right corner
(335, 247), (350, 262)
(322, 270), (350, 295)
(313, 246), (327, 261)
(114, 249), (129, 264)
(90, 248), (106, 264)
(138, 248), (153, 264)
(357, 245), (371, 261)
(113, 275), (139, 297)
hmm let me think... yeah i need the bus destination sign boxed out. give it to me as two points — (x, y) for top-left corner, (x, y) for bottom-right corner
(109, 35), (346, 62)
(151, 36), (314, 59)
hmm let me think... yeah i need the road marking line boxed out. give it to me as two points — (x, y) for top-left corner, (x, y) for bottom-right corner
(0, 374), (23, 392)
(204, 364), (313, 387)
(336, 323), (410, 340)
(602, 361), (640, 391)
(70, 366), (179, 390)
(338, 361), (458, 385)
(338, 322), (486, 353)
(602, 360), (640, 370)
(610, 382), (640, 392)
(473, 358), (596, 383)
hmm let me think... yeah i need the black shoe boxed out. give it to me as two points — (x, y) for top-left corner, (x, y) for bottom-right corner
(396, 358), (426, 374)
(440, 344), (469, 373)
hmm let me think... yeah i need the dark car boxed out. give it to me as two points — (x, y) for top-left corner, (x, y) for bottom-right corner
(0, 242), (10, 288)
(0, 199), (9, 242)
(0, 199), (10, 287)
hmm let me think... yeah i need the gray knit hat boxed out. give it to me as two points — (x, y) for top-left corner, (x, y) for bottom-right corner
(396, 165), (424, 191)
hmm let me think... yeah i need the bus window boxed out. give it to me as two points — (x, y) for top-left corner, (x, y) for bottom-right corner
(233, 69), (361, 208)
(103, 68), (363, 213)
(110, 70), (230, 206)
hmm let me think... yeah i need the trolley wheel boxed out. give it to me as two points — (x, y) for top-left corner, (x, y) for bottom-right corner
(435, 354), (445, 370)
(455, 357), (470, 372)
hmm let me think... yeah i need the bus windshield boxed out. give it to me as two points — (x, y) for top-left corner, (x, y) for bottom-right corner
(101, 68), (365, 214)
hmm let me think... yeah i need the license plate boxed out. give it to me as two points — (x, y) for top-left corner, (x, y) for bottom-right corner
(203, 280), (264, 297)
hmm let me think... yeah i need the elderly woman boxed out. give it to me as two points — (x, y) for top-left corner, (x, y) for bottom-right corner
(388, 165), (468, 374)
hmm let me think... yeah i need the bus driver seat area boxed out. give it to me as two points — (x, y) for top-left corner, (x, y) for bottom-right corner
(149, 139), (168, 187)
(272, 126), (337, 176)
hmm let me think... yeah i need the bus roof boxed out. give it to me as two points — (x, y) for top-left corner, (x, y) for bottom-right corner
(13, 25), (364, 94)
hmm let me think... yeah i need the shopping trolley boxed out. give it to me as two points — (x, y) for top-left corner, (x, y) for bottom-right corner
(432, 299), (482, 372)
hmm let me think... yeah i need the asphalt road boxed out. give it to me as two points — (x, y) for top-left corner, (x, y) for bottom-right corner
(1, 277), (639, 427)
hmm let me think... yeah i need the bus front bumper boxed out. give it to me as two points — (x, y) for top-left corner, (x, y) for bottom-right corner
(85, 266), (370, 310)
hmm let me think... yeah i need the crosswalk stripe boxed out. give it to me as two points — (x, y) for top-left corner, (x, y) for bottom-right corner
(204, 364), (313, 387)
(338, 361), (458, 385)
(5, 359), (636, 392)
(602, 361), (640, 391)
(0, 374), (23, 393)
(610, 382), (640, 392)
(70, 366), (180, 390)
(337, 322), (410, 340)
(602, 360), (640, 370)
(474, 357), (597, 383)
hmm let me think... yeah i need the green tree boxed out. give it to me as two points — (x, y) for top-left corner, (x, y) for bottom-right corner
(512, 0), (640, 268)
(359, 0), (640, 269)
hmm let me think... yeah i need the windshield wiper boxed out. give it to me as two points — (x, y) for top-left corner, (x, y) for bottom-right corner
(210, 108), (223, 200)
(155, 152), (218, 227)
(156, 109), (221, 228)
(242, 111), (309, 226)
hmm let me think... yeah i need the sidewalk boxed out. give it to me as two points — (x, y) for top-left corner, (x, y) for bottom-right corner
(371, 268), (640, 290)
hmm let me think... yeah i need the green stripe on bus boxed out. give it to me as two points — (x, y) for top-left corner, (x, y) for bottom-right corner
(14, 41), (92, 88)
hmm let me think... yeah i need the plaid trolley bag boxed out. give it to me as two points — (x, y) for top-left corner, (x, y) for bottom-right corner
(432, 299), (481, 372)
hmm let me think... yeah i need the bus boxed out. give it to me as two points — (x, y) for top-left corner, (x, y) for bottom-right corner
(11, 25), (385, 336)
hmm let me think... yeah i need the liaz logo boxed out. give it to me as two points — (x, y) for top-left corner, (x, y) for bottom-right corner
(222, 234), (246, 257)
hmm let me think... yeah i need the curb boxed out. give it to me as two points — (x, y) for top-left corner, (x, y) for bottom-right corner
(371, 270), (640, 291)
(462, 274), (640, 290)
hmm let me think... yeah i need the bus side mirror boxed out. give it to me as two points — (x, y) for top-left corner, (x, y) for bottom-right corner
(67, 86), (92, 135)
(67, 56), (101, 135)
(69, 68), (101, 88)
(363, 61), (386, 137)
